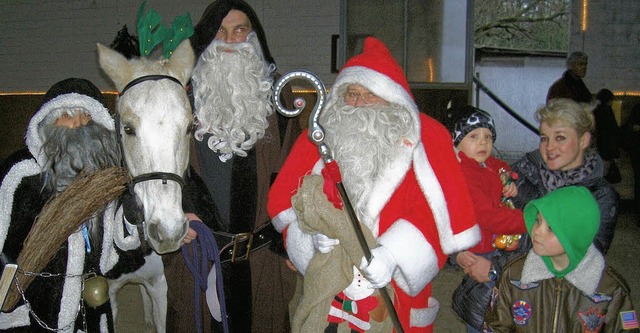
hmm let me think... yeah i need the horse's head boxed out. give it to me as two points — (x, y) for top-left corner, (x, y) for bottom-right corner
(97, 40), (195, 254)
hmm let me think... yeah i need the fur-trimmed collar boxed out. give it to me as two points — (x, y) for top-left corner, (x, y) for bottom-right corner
(521, 245), (605, 296)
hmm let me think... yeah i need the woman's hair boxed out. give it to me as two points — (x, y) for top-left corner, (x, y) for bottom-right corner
(535, 98), (595, 136)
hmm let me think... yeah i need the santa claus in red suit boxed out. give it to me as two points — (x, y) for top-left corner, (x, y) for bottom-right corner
(267, 37), (480, 332)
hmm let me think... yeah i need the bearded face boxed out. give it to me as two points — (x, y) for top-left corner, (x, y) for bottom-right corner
(320, 98), (416, 213)
(191, 32), (275, 161)
(40, 121), (120, 193)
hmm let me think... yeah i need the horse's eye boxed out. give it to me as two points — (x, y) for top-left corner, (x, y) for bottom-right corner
(123, 125), (135, 135)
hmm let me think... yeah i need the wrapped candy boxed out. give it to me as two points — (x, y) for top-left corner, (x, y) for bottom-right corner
(493, 168), (521, 251)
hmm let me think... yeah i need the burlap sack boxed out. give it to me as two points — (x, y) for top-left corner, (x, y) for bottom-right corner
(290, 174), (392, 332)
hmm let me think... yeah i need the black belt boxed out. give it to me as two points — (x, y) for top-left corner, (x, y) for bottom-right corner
(213, 222), (279, 263)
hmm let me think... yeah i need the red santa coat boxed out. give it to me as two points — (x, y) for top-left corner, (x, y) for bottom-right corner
(458, 152), (526, 254)
(268, 113), (480, 331)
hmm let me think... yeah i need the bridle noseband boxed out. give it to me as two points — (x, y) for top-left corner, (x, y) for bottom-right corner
(116, 75), (188, 225)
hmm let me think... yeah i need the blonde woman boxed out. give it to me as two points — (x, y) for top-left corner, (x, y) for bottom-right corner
(511, 98), (618, 254)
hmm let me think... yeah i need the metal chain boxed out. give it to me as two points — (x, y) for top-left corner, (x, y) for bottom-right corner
(13, 269), (88, 332)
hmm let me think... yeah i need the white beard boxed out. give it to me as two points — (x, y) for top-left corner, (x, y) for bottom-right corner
(191, 32), (275, 161)
(321, 100), (416, 217)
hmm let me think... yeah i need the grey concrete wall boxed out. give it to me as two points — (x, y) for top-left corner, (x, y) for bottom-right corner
(570, 0), (640, 94)
(475, 56), (566, 155)
(0, 0), (340, 92)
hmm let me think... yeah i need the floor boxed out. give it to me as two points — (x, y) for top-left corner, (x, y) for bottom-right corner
(115, 151), (640, 332)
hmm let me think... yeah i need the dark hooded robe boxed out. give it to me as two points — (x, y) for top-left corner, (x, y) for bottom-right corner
(0, 78), (117, 332)
(162, 1), (301, 332)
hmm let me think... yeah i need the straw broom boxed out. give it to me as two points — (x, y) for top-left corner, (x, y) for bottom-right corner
(2, 166), (129, 312)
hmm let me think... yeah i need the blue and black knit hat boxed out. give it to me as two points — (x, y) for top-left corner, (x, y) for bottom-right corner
(445, 105), (496, 147)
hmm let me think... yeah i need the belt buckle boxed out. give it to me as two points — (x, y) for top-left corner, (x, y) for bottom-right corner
(231, 232), (254, 262)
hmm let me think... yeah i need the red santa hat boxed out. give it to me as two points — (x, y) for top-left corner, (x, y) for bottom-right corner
(330, 37), (418, 117)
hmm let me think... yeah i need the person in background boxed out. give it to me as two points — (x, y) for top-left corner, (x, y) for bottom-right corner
(445, 105), (527, 332)
(622, 103), (640, 225)
(162, 0), (300, 332)
(593, 88), (622, 184)
(485, 186), (638, 332)
(511, 98), (618, 254)
(268, 37), (479, 333)
(547, 51), (592, 103)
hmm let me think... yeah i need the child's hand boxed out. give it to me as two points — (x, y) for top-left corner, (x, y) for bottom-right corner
(502, 182), (517, 198)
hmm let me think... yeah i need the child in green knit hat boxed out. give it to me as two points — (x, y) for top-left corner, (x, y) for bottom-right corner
(485, 186), (638, 332)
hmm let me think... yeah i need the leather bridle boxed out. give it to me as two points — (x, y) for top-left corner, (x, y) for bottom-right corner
(116, 75), (187, 225)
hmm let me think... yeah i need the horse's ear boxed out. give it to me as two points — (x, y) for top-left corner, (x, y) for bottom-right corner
(97, 43), (134, 92)
(167, 39), (195, 86)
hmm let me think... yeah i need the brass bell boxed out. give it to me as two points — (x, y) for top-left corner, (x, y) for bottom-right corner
(83, 274), (109, 308)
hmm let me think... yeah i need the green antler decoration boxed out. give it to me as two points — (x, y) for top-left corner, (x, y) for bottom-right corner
(163, 13), (193, 58)
(136, 0), (193, 58)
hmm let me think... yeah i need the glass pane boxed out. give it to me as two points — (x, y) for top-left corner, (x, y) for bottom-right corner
(345, 0), (405, 68)
(346, 0), (469, 84)
(407, 0), (467, 83)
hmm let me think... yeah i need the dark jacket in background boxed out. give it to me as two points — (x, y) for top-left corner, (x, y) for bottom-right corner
(510, 150), (618, 254)
(547, 70), (592, 103)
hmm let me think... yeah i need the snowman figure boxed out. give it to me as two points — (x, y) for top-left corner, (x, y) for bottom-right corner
(324, 266), (380, 332)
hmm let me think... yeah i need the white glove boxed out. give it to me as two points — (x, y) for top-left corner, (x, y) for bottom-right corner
(312, 233), (340, 253)
(359, 246), (396, 289)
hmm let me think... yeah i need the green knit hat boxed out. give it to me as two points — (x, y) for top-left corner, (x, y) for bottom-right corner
(523, 186), (600, 277)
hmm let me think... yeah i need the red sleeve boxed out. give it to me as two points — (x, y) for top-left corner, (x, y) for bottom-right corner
(460, 154), (526, 235)
(419, 114), (478, 236)
(267, 129), (319, 219)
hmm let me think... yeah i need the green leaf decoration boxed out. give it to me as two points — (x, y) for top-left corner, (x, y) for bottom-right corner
(134, 1), (194, 58)
(136, 0), (166, 56)
(163, 13), (194, 58)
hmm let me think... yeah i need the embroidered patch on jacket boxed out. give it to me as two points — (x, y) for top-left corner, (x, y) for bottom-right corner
(620, 310), (639, 330)
(511, 300), (532, 326)
(509, 279), (539, 290)
(589, 292), (612, 303)
(578, 308), (605, 332)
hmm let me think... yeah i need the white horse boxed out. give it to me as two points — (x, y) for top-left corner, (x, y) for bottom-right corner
(96, 39), (195, 333)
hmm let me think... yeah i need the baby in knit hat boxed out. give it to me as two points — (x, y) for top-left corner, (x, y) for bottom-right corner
(486, 186), (638, 332)
(447, 105), (528, 332)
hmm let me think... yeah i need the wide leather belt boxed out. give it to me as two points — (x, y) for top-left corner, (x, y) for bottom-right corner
(213, 222), (278, 263)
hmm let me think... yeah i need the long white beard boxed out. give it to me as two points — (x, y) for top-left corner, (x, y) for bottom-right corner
(191, 33), (275, 161)
(321, 101), (416, 214)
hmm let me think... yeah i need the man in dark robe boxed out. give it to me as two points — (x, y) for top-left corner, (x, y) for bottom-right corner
(162, 1), (300, 332)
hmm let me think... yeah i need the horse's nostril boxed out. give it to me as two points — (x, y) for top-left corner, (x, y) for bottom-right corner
(147, 223), (161, 242)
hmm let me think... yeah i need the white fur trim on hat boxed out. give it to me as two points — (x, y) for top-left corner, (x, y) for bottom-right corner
(26, 93), (114, 167)
(333, 66), (417, 115)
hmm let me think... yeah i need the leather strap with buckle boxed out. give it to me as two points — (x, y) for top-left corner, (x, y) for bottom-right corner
(214, 222), (278, 263)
